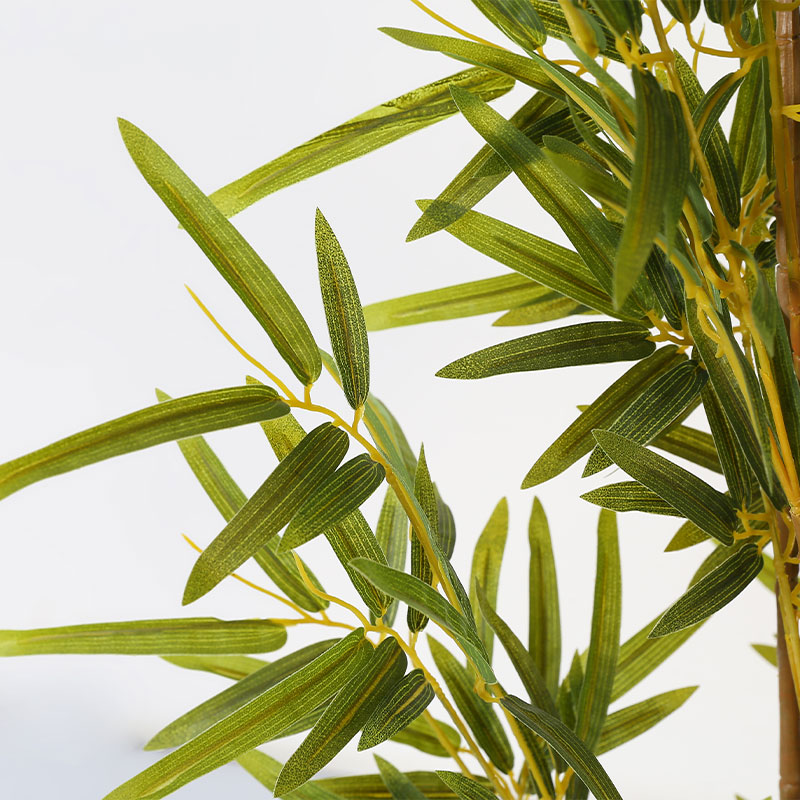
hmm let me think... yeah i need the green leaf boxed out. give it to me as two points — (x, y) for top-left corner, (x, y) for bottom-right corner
(501, 696), (622, 800)
(527, 498), (561, 699)
(472, 0), (546, 51)
(494, 294), (586, 327)
(662, 0), (701, 22)
(649, 543), (763, 637)
(436, 771), (497, 800)
(374, 488), (408, 627)
(428, 637), (514, 773)
(436, 487), (457, 560)
(730, 51), (766, 195)
(614, 69), (673, 307)
(409, 445), (438, 632)
(315, 771), (475, 799)
(523, 345), (684, 487)
(665, 520), (709, 552)
(652, 421), (722, 475)
(102, 629), (370, 800)
(581, 481), (683, 516)
(437, 321), (654, 380)
(118, 119), (320, 385)
(358, 669), (434, 751)
(575, 510), (621, 750)
(586, 0), (642, 37)
(583, 359), (707, 475)
(469, 498), (509, 662)
(349, 558), (494, 683)
(183, 423), (349, 604)
(274, 638), (407, 795)
(420, 204), (623, 319)
(237, 750), (346, 800)
(752, 643), (777, 667)
(282, 455), (385, 550)
(209, 68), (514, 218)
(146, 641), (339, 750)
(476, 585), (556, 715)
(0, 618), (286, 657)
(387, 713), (461, 758)
(596, 687), (698, 755)
(364, 274), (551, 330)
(156, 388), (327, 612)
(375, 756), (428, 800)
(0, 385), (288, 502)
(592, 429), (737, 545)
(161, 654), (266, 681)
(692, 73), (744, 154)
(315, 209), (370, 409)
(528, 0), (622, 61)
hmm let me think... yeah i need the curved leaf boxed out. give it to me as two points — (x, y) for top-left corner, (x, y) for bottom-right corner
(581, 481), (682, 516)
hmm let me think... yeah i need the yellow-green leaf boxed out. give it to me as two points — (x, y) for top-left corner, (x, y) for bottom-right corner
(436, 771), (498, 800)
(581, 481), (682, 516)
(374, 488), (408, 627)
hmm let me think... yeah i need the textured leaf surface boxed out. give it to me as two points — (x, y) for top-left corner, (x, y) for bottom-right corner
(472, 0), (546, 51)
(184, 423), (349, 604)
(236, 750), (346, 800)
(388, 714), (461, 757)
(436, 771), (497, 800)
(161, 654), (266, 681)
(437, 321), (654, 379)
(316, 771), (476, 799)
(118, 119), (320, 384)
(581, 481), (682, 516)
(0, 386), (288, 501)
(374, 488), (408, 626)
(375, 756), (428, 800)
(409, 446), (438, 633)
(652, 421), (722, 475)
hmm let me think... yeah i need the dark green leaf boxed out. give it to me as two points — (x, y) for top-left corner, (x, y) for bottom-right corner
(662, 0), (701, 22)
(315, 209), (370, 409)
(652, 421), (722, 475)
(581, 481), (683, 516)
(730, 51), (766, 195)
(375, 756), (428, 800)
(118, 119), (320, 385)
(183, 423), (349, 604)
(692, 73), (744, 153)
(592, 429), (737, 545)
(662, 91), (691, 250)
(586, 0), (642, 37)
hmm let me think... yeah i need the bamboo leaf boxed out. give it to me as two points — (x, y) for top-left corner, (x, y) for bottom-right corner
(472, 0), (546, 51)
(375, 756), (428, 800)
(358, 669), (434, 751)
(374, 488), (409, 627)
(0, 618), (286, 657)
(350, 558), (494, 683)
(437, 321), (654, 380)
(652, 421), (722, 475)
(102, 629), (370, 800)
(583, 359), (707, 475)
(146, 641), (339, 750)
(494, 294), (586, 327)
(575, 510), (621, 750)
(662, 0), (701, 21)
(315, 210), (370, 409)
(596, 686), (697, 755)
(275, 638), (407, 795)
(730, 49), (766, 195)
(161, 654), (266, 681)
(183, 423), (349, 604)
(692, 73), (744, 153)
(470, 499), (509, 661)
(316, 771), (472, 799)
(388, 714), (461, 757)
(586, 0), (642, 37)
(428, 637), (513, 773)
(364, 274), (551, 330)
(209, 69), (513, 217)
(528, 0), (622, 61)
(523, 346), (684, 487)
(436, 487), (457, 560)
(614, 69), (673, 307)
(0, 386), (288, 502)
(527, 498), (561, 698)
(409, 445), (438, 633)
(118, 119), (320, 385)
(501, 696), (622, 800)
(236, 750), (347, 800)
(592, 430), (737, 545)
(650, 544), (763, 637)
(436, 771), (497, 800)
(581, 481), (683, 516)
(662, 91), (691, 250)
(665, 520), (710, 552)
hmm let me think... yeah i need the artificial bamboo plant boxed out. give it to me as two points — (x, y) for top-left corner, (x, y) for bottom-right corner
(3, 1), (800, 798)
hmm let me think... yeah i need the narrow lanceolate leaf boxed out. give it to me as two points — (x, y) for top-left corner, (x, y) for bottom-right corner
(274, 638), (407, 795)
(436, 771), (497, 800)
(596, 687), (698, 755)
(614, 70), (673, 307)
(409, 446), (437, 633)
(501, 696), (623, 800)
(161, 655), (266, 681)
(358, 669), (434, 750)
(364, 274), (550, 330)
(317, 771), (475, 799)
(389, 714), (461, 757)
(575, 511), (621, 751)
(208, 68), (513, 218)
(374, 488), (408, 626)
(436, 487), (457, 559)
(0, 386), (288, 502)
(0, 618), (286, 657)
(472, 0), (546, 51)
(650, 544), (763, 637)
(437, 321), (654, 380)
(428, 638), (513, 773)
(350, 559), (494, 683)
(524, 346), (684, 487)
(375, 756), (428, 800)
(730, 51), (766, 195)
(528, 498), (561, 699)
(236, 750), (346, 800)
(183, 423), (349, 604)
(494, 294), (585, 327)
(146, 641), (338, 750)
(156, 389), (327, 612)
(665, 520), (709, 552)
(529, 0), (622, 61)
(450, 86), (645, 311)
(118, 119), (319, 385)
(593, 430), (737, 545)
(316, 210), (370, 409)
(476, 586), (556, 715)
(581, 482), (682, 516)
(469, 499), (508, 661)
(282, 455), (385, 550)
(692, 72), (744, 154)
(652, 422), (722, 475)
(583, 360), (708, 475)
(103, 629), (370, 800)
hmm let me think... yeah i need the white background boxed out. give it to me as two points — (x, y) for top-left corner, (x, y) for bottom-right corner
(0, 2), (777, 798)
